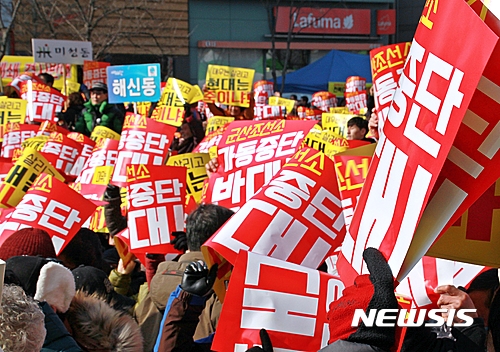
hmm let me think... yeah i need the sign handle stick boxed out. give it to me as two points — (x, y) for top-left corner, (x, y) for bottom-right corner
(63, 66), (67, 96)
(134, 102), (138, 115)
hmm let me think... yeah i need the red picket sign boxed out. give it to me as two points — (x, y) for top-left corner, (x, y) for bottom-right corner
(345, 76), (366, 93)
(337, 0), (498, 285)
(37, 121), (68, 137)
(370, 43), (412, 138)
(0, 159), (13, 183)
(253, 80), (273, 105)
(311, 91), (337, 112)
(204, 147), (346, 271)
(399, 0), (500, 276)
(204, 120), (316, 211)
(334, 152), (373, 233)
(1, 123), (39, 159)
(297, 106), (323, 120)
(193, 126), (227, 154)
(40, 132), (83, 177)
(212, 251), (344, 352)
(19, 80), (65, 123)
(344, 91), (367, 114)
(122, 164), (186, 254)
(253, 105), (284, 120)
(74, 138), (119, 200)
(0, 173), (97, 254)
(397, 256), (486, 309)
(67, 132), (96, 177)
(111, 113), (176, 187)
(83, 61), (110, 88)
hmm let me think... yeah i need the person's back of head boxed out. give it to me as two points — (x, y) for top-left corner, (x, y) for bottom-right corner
(186, 204), (234, 251)
(58, 227), (109, 273)
(0, 284), (46, 352)
(38, 72), (55, 87)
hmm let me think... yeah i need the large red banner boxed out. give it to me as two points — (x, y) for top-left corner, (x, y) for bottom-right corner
(204, 147), (346, 270)
(212, 251), (344, 351)
(122, 164), (186, 254)
(111, 113), (176, 187)
(83, 61), (110, 88)
(399, 0), (500, 276)
(370, 42), (411, 140)
(204, 120), (316, 211)
(337, 0), (498, 285)
(0, 173), (97, 254)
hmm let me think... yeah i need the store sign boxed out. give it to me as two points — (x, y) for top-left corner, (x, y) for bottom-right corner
(377, 10), (396, 35)
(275, 7), (371, 35)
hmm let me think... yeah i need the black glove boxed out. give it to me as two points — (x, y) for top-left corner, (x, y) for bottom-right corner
(103, 184), (121, 200)
(246, 329), (273, 352)
(181, 261), (218, 297)
(171, 231), (188, 251)
(184, 103), (192, 117)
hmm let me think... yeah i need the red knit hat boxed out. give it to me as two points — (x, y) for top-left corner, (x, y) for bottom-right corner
(0, 228), (57, 260)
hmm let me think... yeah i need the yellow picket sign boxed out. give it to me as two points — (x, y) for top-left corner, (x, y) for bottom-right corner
(91, 165), (114, 185)
(204, 64), (255, 108)
(161, 78), (204, 105)
(90, 126), (121, 142)
(150, 105), (184, 127)
(0, 55), (79, 91)
(322, 112), (357, 138)
(304, 126), (349, 160)
(167, 153), (210, 205)
(269, 96), (296, 114)
(0, 98), (26, 142)
(0, 147), (64, 208)
(206, 116), (234, 135)
(65, 81), (81, 95)
(21, 136), (48, 152)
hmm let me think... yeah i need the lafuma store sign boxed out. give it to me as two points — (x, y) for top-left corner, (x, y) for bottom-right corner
(275, 7), (371, 35)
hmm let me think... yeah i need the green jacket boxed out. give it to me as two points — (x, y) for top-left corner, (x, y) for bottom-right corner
(75, 100), (124, 137)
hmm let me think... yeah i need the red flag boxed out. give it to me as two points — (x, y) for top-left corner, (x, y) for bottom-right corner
(0, 173), (97, 254)
(212, 251), (344, 351)
(337, 0), (498, 285)
(204, 120), (316, 210)
(123, 164), (186, 254)
(111, 113), (176, 187)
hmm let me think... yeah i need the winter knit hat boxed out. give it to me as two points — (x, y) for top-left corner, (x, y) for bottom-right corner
(0, 228), (56, 260)
(327, 248), (398, 351)
(34, 261), (76, 313)
(5, 256), (76, 313)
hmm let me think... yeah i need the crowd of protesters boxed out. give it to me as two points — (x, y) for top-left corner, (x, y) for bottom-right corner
(0, 70), (497, 352)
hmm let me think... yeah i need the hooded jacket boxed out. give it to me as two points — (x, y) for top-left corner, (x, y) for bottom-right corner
(66, 291), (143, 352)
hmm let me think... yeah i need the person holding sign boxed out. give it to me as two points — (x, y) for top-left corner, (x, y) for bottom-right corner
(203, 84), (255, 120)
(75, 82), (125, 137)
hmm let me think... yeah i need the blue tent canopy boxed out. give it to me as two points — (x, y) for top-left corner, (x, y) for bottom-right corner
(274, 49), (372, 94)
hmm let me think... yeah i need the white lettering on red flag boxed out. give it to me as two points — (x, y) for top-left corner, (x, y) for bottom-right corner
(204, 120), (316, 211)
(211, 251), (344, 351)
(0, 173), (97, 254)
(125, 165), (186, 254)
(337, 0), (498, 285)
(204, 147), (345, 269)
(111, 113), (176, 187)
